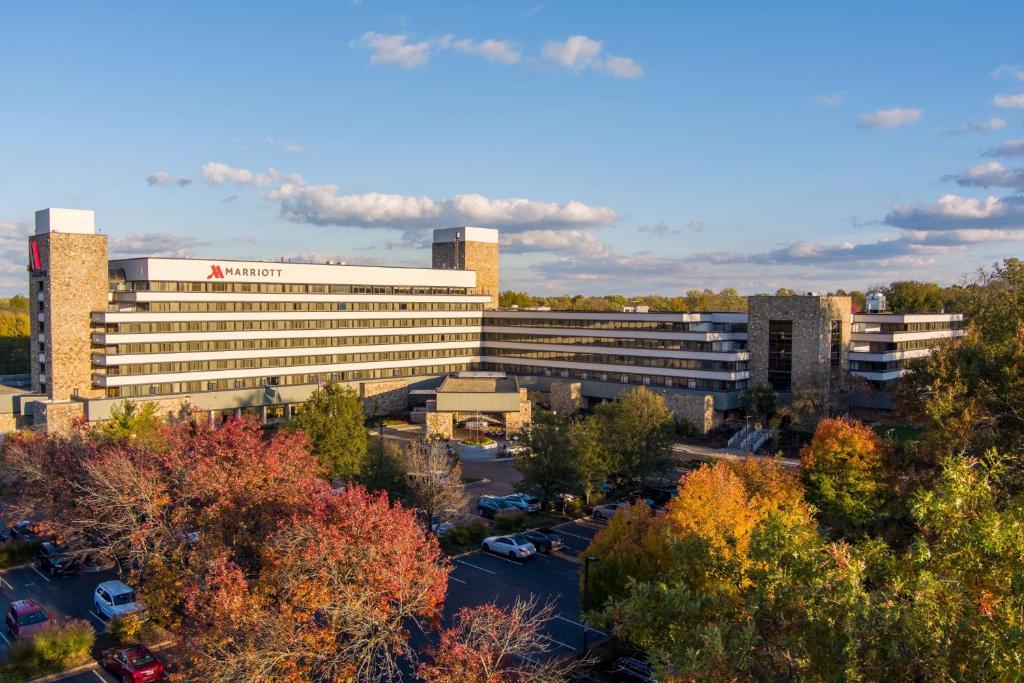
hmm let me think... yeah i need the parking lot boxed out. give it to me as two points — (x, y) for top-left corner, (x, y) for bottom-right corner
(442, 517), (609, 656)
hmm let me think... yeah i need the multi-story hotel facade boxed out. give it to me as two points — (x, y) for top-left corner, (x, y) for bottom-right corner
(2, 207), (964, 434)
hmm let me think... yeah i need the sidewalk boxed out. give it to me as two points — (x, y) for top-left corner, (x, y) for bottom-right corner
(672, 443), (800, 468)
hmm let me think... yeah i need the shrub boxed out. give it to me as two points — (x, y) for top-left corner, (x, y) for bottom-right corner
(460, 437), (495, 447)
(493, 509), (527, 532)
(0, 619), (95, 682)
(108, 612), (143, 643)
(440, 521), (489, 554)
(0, 540), (40, 569)
(563, 498), (584, 518)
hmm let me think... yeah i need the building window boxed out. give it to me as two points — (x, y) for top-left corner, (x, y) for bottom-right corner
(830, 320), (841, 368)
(767, 319), (793, 392)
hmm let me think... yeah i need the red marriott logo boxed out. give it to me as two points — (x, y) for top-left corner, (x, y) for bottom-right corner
(207, 265), (225, 279)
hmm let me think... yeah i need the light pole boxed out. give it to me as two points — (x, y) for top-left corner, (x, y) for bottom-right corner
(582, 555), (600, 654)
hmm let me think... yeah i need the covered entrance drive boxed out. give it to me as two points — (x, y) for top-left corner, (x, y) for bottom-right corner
(424, 372), (532, 438)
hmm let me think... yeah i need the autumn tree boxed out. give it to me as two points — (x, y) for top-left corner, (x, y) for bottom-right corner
(592, 387), (675, 487)
(405, 440), (465, 532)
(289, 382), (369, 479)
(800, 417), (886, 537)
(418, 598), (580, 683)
(581, 501), (673, 609)
(182, 486), (450, 682)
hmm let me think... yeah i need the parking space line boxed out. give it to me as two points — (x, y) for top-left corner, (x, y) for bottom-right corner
(543, 634), (577, 651)
(448, 575), (467, 584)
(0, 630), (10, 645)
(0, 576), (12, 590)
(91, 669), (108, 681)
(31, 566), (51, 583)
(554, 614), (607, 634)
(454, 559), (496, 574)
(89, 610), (107, 624)
(482, 552), (524, 566)
(552, 529), (593, 542)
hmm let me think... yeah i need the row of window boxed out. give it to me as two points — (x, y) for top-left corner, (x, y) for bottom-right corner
(484, 317), (747, 333)
(100, 347), (479, 376)
(850, 360), (908, 372)
(98, 317), (481, 334)
(103, 362), (473, 398)
(482, 362), (745, 392)
(114, 280), (468, 296)
(877, 321), (965, 333)
(859, 338), (951, 353)
(483, 348), (746, 373)
(481, 332), (746, 353)
(121, 301), (484, 313)
(105, 332), (480, 355)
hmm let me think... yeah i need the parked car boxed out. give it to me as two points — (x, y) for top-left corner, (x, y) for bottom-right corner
(102, 644), (167, 682)
(9, 520), (39, 541)
(592, 502), (627, 521)
(94, 580), (144, 620)
(477, 495), (515, 518)
(614, 656), (657, 682)
(521, 528), (563, 554)
(37, 541), (82, 577)
(502, 493), (541, 513)
(5, 599), (52, 639)
(481, 534), (537, 560)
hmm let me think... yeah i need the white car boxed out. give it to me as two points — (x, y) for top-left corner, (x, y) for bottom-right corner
(93, 580), (144, 621)
(481, 534), (537, 560)
(592, 502), (627, 521)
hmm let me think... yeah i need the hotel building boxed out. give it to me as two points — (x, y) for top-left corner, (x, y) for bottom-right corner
(2, 207), (963, 434)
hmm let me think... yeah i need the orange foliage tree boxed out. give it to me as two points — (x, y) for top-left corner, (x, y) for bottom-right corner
(800, 417), (885, 536)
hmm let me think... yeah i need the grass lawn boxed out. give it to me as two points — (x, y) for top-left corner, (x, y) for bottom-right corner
(873, 424), (922, 445)
(461, 475), (485, 484)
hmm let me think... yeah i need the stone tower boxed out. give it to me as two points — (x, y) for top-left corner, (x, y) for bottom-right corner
(28, 208), (109, 400)
(431, 226), (499, 308)
(747, 294), (852, 400)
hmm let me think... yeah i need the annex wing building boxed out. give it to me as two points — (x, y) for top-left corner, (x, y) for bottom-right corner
(3, 208), (964, 434)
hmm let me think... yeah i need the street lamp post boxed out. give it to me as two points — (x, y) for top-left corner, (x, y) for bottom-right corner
(582, 555), (600, 654)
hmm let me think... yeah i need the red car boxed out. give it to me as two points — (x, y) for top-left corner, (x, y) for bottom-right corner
(5, 599), (52, 638)
(102, 645), (167, 682)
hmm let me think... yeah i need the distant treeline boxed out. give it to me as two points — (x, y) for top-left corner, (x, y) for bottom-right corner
(0, 295), (29, 375)
(500, 278), (986, 314)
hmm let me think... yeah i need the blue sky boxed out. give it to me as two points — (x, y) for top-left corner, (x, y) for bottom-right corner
(1, 1), (1023, 296)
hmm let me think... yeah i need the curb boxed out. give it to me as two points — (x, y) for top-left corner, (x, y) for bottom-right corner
(461, 478), (491, 487)
(0, 561), (34, 572)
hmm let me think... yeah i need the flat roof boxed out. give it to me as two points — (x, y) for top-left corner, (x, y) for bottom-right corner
(437, 375), (519, 394)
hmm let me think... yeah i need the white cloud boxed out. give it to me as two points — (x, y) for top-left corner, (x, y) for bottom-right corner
(0, 219), (33, 294)
(885, 193), (1024, 231)
(991, 64), (1024, 81)
(272, 183), (619, 232)
(937, 118), (1007, 135)
(265, 136), (303, 153)
(350, 32), (437, 69)
(602, 56), (644, 79)
(452, 38), (521, 64)
(109, 232), (206, 258)
(857, 107), (923, 129)
(814, 91), (847, 106)
(993, 93), (1024, 109)
(201, 162), (285, 187)
(985, 139), (1024, 157)
(222, 193), (243, 203)
(146, 171), (191, 187)
(944, 161), (1024, 189)
(278, 251), (381, 266)
(501, 230), (611, 257)
(687, 219), (704, 233)
(541, 35), (643, 78)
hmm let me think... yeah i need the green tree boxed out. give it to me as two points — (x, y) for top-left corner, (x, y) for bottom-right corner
(0, 305), (30, 375)
(567, 417), (610, 504)
(289, 383), (368, 479)
(514, 411), (577, 506)
(800, 417), (886, 537)
(358, 438), (409, 499)
(960, 257), (1024, 345)
(498, 290), (537, 308)
(92, 401), (164, 449)
(593, 388), (675, 487)
(884, 280), (948, 313)
(740, 383), (776, 422)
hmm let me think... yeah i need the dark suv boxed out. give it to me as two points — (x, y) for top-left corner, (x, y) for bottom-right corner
(477, 495), (515, 518)
(37, 541), (82, 577)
